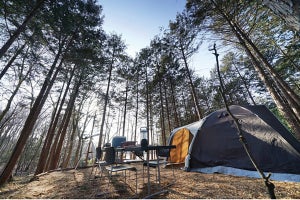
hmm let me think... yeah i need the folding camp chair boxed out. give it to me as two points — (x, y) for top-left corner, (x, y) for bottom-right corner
(90, 147), (104, 178)
(143, 148), (175, 186)
(98, 147), (138, 194)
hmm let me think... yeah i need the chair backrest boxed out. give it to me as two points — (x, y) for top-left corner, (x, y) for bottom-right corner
(134, 150), (144, 157)
(104, 147), (116, 165)
(157, 148), (170, 158)
(96, 147), (102, 160)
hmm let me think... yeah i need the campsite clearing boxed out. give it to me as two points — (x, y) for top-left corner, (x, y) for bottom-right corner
(0, 165), (299, 199)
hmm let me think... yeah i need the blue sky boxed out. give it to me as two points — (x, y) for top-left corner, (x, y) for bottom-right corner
(99, 0), (215, 77)
(99, 0), (186, 55)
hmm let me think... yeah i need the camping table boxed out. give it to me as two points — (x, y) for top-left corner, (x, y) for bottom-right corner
(124, 145), (176, 197)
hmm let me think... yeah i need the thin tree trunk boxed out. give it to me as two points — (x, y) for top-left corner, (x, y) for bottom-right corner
(122, 80), (129, 137)
(0, 0), (45, 59)
(179, 42), (203, 120)
(169, 77), (180, 127)
(145, 65), (150, 141)
(271, 39), (300, 71)
(235, 22), (300, 119)
(73, 111), (90, 167)
(35, 65), (75, 175)
(211, 1), (300, 139)
(163, 79), (172, 134)
(0, 63), (32, 122)
(63, 100), (83, 168)
(232, 63), (256, 105)
(0, 46), (64, 185)
(239, 33), (300, 138)
(49, 74), (83, 170)
(61, 113), (78, 168)
(84, 113), (96, 166)
(159, 78), (166, 145)
(98, 53), (115, 147)
(0, 43), (26, 80)
(134, 76), (139, 143)
(181, 90), (190, 123)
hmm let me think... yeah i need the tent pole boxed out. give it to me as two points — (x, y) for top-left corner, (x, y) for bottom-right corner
(211, 43), (276, 199)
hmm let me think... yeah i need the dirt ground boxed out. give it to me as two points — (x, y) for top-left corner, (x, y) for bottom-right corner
(0, 163), (300, 199)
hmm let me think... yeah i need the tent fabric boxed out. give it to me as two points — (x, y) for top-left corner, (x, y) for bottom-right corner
(191, 166), (300, 182)
(168, 105), (300, 177)
(169, 128), (193, 163)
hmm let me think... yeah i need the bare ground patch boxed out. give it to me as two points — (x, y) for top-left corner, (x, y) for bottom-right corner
(0, 164), (300, 199)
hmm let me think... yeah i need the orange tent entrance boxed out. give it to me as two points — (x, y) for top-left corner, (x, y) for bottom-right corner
(169, 128), (193, 163)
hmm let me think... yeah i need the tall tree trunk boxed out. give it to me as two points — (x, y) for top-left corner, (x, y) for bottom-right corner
(234, 22), (300, 119)
(83, 113), (96, 166)
(0, 43), (26, 80)
(159, 78), (166, 145)
(145, 66), (150, 141)
(0, 62), (32, 122)
(0, 0), (45, 59)
(271, 39), (300, 71)
(0, 46), (64, 185)
(134, 76), (139, 143)
(122, 80), (129, 137)
(103, 102), (112, 144)
(48, 74), (82, 170)
(211, 0), (300, 139)
(232, 63), (256, 105)
(169, 78), (180, 127)
(35, 65), (75, 175)
(73, 111), (90, 167)
(181, 90), (190, 123)
(15, 125), (46, 175)
(179, 41), (203, 120)
(61, 113), (78, 168)
(163, 79), (172, 134)
(238, 31), (300, 138)
(98, 53), (114, 147)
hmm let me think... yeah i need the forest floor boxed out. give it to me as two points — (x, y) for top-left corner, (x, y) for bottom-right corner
(0, 163), (300, 199)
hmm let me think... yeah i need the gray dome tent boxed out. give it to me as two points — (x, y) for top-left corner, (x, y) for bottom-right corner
(168, 105), (300, 181)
